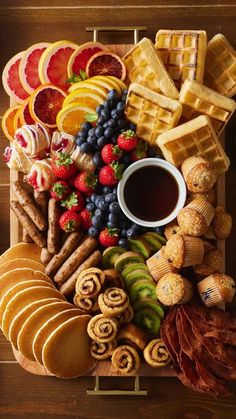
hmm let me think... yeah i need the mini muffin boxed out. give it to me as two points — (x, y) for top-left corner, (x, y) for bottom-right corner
(164, 234), (204, 269)
(181, 156), (217, 193)
(146, 247), (178, 282)
(194, 248), (223, 276)
(187, 188), (216, 206)
(177, 198), (215, 237)
(202, 239), (215, 254)
(156, 273), (193, 306)
(211, 207), (232, 239)
(164, 220), (183, 240)
(198, 273), (235, 307)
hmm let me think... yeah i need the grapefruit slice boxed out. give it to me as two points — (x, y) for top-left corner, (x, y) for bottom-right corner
(86, 51), (126, 81)
(19, 98), (35, 125)
(56, 104), (94, 136)
(2, 51), (29, 103)
(67, 42), (107, 78)
(38, 40), (78, 91)
(29, 84), (66, 128)
(1, 105), (21, 141)
(68, 80), (107, 96)
(13, 108), (22, 132)
(63, 88), (104, 109)
(19, 42), (51, 94)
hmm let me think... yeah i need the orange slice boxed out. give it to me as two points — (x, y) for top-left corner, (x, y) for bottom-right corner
(29, 84), (66, 128)
(86, 51), (126, 81)
(1, 105), (21, 141)
(38, 40), (78, 91)
(13, 108), (22, 132)
(56, 104), (94, 136)
(92, 75), (122, 94)
(107, 76), (127, 91)
(19, 42), (51, 94)
(19, 97), (35, 125)
(68, 80), (107, 96)
(2, 51), (29, 103)
(63, 88), (104, 109)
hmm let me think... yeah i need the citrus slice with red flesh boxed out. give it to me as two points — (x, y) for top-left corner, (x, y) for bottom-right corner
(56, 104), (94, 136)
(86, 51), (126, 81)
(19, 97), (35, 125)
(2, 51), (29, 103)
(29, 84), (66, 128)
(19, 42), (51, 94)
(1, 105), (21, 141)
(38, 40), (78, 91)
(63, 88), (104, 109)
(67, 42), (107, 78)
(68, 80), (107, 96)
(13, 108), (22, 132)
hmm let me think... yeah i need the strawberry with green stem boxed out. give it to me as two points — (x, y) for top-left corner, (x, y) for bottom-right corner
(51, 152), (77, 180)
(99, 228), (119, 247)
(117, 130), (137, 152)
(79, 208), (92, 230)
(101, 144), (122, 164)
(131, 140), (148, 162)
(99, 161), (124, 186)
(61, 191), (85, 212)
(59, 210), (81, 232)
(50, 180), (71, 201)
(74, 171), (98, 195)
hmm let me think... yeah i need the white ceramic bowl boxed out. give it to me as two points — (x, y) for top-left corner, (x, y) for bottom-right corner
(117, 158), (186, 228)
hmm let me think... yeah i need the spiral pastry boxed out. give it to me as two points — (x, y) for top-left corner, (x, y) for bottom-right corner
(117, 323), (147, 351)
(4, 142), (33, 173)
(143, 338), (171, 368)
(73, 294), (99, 314)
(51, 131), (75, 156)
(87, 314), (118, 343)
(27, 159), (55, 191)
(75, 268), (105, 299)
(90, 340), (117, 360)
(103, 269), (125, 289)
(111, 345), (140, 375)
(98, 287), (129, 316)
(117, 305), (134, 326)
(15, 123), (51, 157)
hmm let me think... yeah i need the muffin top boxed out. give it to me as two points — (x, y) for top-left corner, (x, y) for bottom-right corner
(164, 220), (183, 240)
(194, 248), (223, 276)
(186, 162), (217, 193)
(212, 207), (232, 239)
(213, 273), (235, 302)
(177, 207), (207, 237)
(156, 273), (190, 306)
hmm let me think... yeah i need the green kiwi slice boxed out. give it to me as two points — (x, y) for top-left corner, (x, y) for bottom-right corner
(125, 270), (153, 289)
(129, 238), (152, 259)
(129, 279), (156, 303)
(121, 263), (149, 279)
(115, 252), (144, 273)
(134, 308), (161, 335)
(140, 233), (163, 252)
(102, 246), (126, 268)
(133, 298), (165, 319)
(144, 232), (166, 245)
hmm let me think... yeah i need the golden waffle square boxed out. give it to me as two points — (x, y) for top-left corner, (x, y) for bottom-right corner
(155, 30), (207, 90)
(122, 37), (179, 99)
(156, 115), (230, 174)
(179, 79), (236, 136)
(125, 83), (182, 147)
(204, 34), (236, 98)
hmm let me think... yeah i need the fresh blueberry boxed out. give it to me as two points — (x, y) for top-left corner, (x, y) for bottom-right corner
(121, 153), (130, 165)
(148, 147), (157, 157)
(109, 202), (120, 213)
(128, 123), (136, 132)
(76, 137), (85, 146)
(117, 118), (125, 130)
(95, 208), (104, 218)
(85, 196), (91, 203)
(118, 238), (128, 248)
(108, 213), (118, 224)
(113, 186), (118, 194)
(116, 101), (125, 112)
(90, 193), (97, 203)
(107, 119), (116, 128)
(88, 226), (99, 237)
(126, 228), (136, 239)
(82, 122), (92, 131)
(95, 195), (103, 207)
(104, 127), (114, 139)
(107, 221), (117, 228)
(86, 202), (95, 212)
(105, 193), (117, 204)
(103, 100), (111, 109)
(97, 199), (109, 211)
(80, 142), (92, 154)
(96, 105), (104, 115)
(111, 109), (120, 120)
(95, 126), (104, 138)
(93, 153), (103, 168)
(97, 136), (107, 149)
(108, 100), (116, 109)
(107, 89), (118, 101)
(97, 116), (105, 125)
(101, 109), (110, 120)
(87, 135), (97, 147)
(103, 186), (112, 195)
(92, 216), (102, 228)
(120, 229), (127, 238)
(111, 136), (117, 145)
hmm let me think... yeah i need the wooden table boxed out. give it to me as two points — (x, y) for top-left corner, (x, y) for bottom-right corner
(0, 1), (236, 417)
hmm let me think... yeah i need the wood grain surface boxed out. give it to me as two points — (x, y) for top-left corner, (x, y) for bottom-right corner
(0, 1), (236, 417)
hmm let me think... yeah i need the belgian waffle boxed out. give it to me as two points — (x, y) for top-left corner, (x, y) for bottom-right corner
(125, 83), (182, 147)
(156, 115), (230, 174)
(179, 79), (236, 136)
(122, 37), (179, 99)
(155, 30), (207, 90)
(204, 34), (236, 98)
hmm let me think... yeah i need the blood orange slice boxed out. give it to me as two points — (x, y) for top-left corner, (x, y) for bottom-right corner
(19, 98), (35, 125)
(19, 42), (51, 94)
(29, 84), (66, 128)
(56, 104), (94, 136)
(2, 51), (29, 103)
(38, 40), (78, 91)
(1, 105), (21, 141)
(86, 52), (126, 81)
(67, 42), (107, 78)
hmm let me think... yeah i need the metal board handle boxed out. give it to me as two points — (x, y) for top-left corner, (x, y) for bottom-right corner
(86, 26), (147, 44)
(87, 375), (147, 396)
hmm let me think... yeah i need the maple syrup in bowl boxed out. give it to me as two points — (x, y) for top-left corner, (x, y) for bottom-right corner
(117, 158), (186, 227)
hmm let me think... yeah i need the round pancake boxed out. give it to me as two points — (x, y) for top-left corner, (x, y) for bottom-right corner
(0, 280), (54, 328)
(42, 315), (96, 378)
(0, 243), (41, 267)
(33, 308), (84, 364)
(0, 259), (45, 277)
(9, 298), (62, 349)
(2, 286), (65, 338)
(0, 268), (53, 300)
(17, 301), (74, 361)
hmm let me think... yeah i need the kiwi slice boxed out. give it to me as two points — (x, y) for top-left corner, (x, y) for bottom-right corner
(122, 263), (149, 279)
(125, 269), (153, 289)
(140, 233), (163, 252)
(129, 279), (156, 303)
(129, 238), (152, 259)
(115, 251), (144, 273)
(102, 246), (126, 268)
(145, 232), (166, 245)
(134, 307), (161, 335)
(133, 298), (165, 319)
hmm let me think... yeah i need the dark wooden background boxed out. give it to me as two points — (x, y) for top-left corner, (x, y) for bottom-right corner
(0, 1), (236, 418)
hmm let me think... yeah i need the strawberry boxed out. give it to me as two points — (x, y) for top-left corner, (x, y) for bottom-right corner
(74, 171), (98, 195)
(80, 208), (92, 230)
(51, 152), (77, 180)
(61, 191), (85, 212)
(59, 210), (81, 232)
(99, 228), (119, 247)
(130, 140), (148, 162)
(117, 130), (137, 152)
(50, 180), (71, 201)
(99, 161), (124, 186)
(101, 144), (122, 164)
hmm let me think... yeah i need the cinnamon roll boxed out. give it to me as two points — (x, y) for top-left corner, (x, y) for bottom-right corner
(75, 268), (105, 299)
(103, 269), (125, 289)
(98, 287), (129, 316)
(117, 305), (134, 326)
(90, 340), (117, 360)
(73, 295), (99, 314)
(87, 314), (118, 343)
(143, 338), (171, 367)
(111, 345), (140, 375)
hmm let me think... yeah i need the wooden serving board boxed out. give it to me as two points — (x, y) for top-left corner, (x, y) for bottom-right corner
(9, 43), (226, 377)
